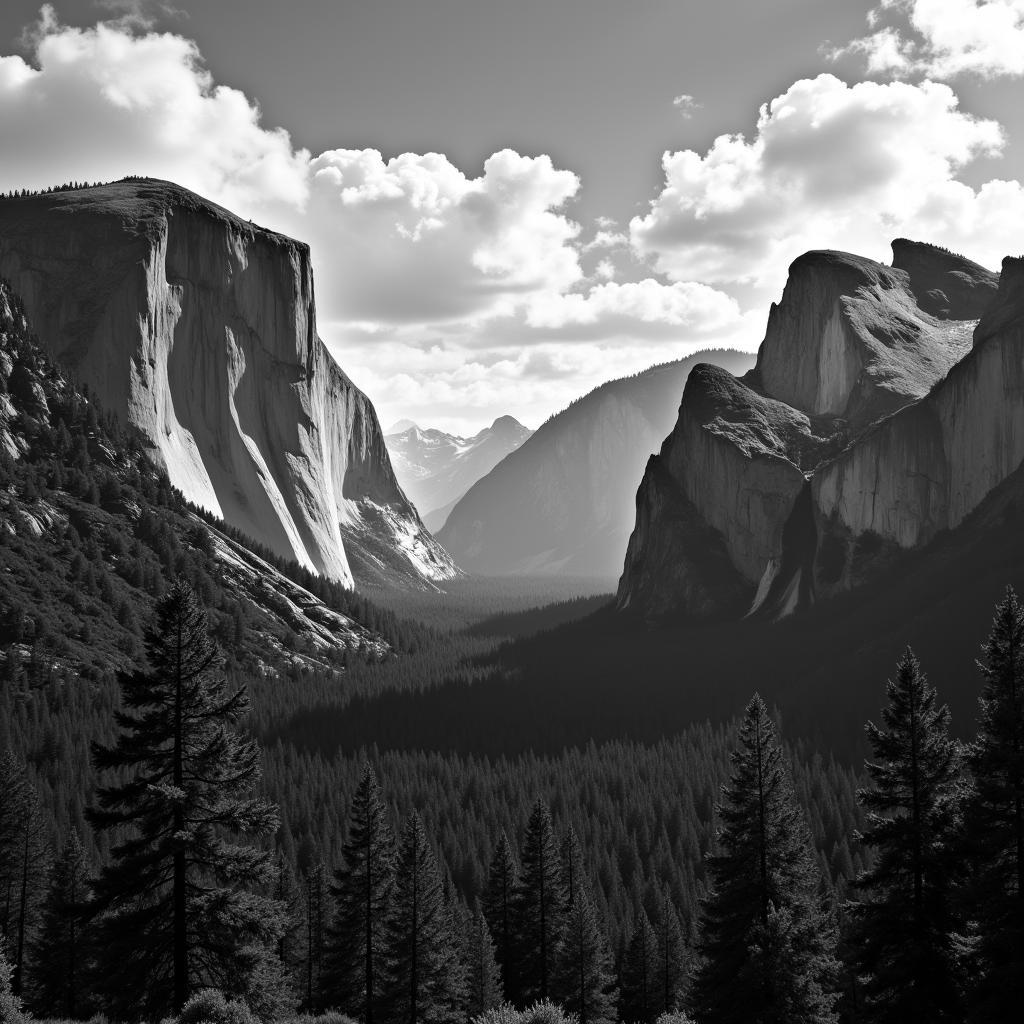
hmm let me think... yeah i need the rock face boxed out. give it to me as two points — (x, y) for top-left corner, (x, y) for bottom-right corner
(437, 351), (756, 578)
(618, 240), (1004, 619)
(385, 416), (533, 532)
(0, 179), (457, 589)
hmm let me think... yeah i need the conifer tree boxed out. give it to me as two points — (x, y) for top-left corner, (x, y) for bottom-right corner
(322, 764), (395, 1023)
(691, 694), (838, 1024)
(483, 831), (519, 1002)
(653, 893), (686, 1016)
(561, 826), (584, 911)
(962, 586), (1024, 1019)
(2, 764), (48, 999)
(87, 580), (283, 1019)
(513, 800), (567, 1005)
(28, 829), (92, 1019)
(383, 812), (464, 1024)
(464, 905), (503, 1020)
(620, 909), (658, 1024)
(303, 860), (327, 1010)
(851, 649), (963, 1023)
(558, 883), (618, 1024)
(274, 856), (305, 996)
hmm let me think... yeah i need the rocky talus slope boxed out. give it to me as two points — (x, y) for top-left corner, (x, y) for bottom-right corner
(0, 179), (457, 589)
(618, 240), (1005, 619)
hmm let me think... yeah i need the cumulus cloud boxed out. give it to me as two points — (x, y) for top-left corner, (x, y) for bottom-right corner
(631, 74), (1017, 294)
(672, 93), (701, 118)
(0, 5), (309, 215)
(835, 1), (1024, 79)
(0, 8), (749, 431)
(305, 148), (583, 324)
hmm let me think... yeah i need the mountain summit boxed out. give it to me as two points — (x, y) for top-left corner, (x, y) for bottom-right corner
(385, 416), (533, 532)
(0, 178), (457, 589)
(618, 240), (1005, 620)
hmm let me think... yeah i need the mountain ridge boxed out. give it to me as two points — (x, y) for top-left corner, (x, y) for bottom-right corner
(437, 349), (757, 577)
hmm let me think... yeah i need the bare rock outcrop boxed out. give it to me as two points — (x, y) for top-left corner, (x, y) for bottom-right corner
(0, 179), (457, 588)
(618, 240), (1003, 620)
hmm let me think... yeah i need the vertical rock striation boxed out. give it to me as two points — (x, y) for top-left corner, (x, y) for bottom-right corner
(618, 240), (1004, 620)
(0, 179), (457, 588)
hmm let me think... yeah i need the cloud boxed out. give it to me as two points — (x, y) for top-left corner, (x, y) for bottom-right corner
(835, 1), (1024, 79)
(631, 73), (1017, 294)
(0, 6), (309, 215)
(305, 148), (583, 324)
(522, 279), (744, 338)
(672, 93), (701, 118)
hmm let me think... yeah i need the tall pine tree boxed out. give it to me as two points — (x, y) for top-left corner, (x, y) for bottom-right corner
(28, 829), (93, 1019)
(851, 649), (963, 1023)
(558, 883), (618, 1024)
(383, 812), (464, 1024)
(691, 694), (838, 1024)
(620, 908), (658, 1024)
(464, 905), (503, 1021)
(653, 892), (687, 1017)
(322, 764), (395, 1023)
(482, 831), (519, 1003)
(962, 586), (1024, 1020)
(513, 800), (566, 1005)
(88, 580), (283, 1019)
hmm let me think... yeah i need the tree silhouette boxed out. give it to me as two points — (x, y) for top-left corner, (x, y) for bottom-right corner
(851, 649), (963, 1023)
(691, 695), (838, 1024)
(88, 581), (282, 1019)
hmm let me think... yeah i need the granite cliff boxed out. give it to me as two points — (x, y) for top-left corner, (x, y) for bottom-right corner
(0, 179), (457, 589)
(618, 240), (1004, 619)
(437, 351), (756, 578)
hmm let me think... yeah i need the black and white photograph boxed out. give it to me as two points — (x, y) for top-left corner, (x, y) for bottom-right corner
(1, 1), (1023, 1022)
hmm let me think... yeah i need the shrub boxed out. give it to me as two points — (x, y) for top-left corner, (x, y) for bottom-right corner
(176, 989), (258, 1024)
(473, 1002), (580, 1024)
(655, 1014), (697, 1024)
(0, 950), (25, 1024)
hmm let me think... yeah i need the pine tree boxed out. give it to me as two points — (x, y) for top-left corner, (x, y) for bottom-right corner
(383, 812), (464, 1024)
(513, 800), (567, 1005)
(558, 883), (618, 1024)
(691, 694), (838, 1024)
(303, 860), (327, 1010)
(322, 764), (395, 1023)
(653, 893), (686, 1016)
(851, 649), (963, 1023)
(0, 753), (29, 971)
(962, 586), (1024, 1019)
(561, 826), (584, 911)
(3, 764), (49, 999)
(274, 856), (305, 997)
(620, 909), (658, 1024)
(87, 580), (283, 1020)
(483, 830), (519, 1002)
(28, 829), (92, 1019)
(464, 906), (503, 1020)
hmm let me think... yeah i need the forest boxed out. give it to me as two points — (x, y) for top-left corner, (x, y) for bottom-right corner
(1, 280), (1023, 1024)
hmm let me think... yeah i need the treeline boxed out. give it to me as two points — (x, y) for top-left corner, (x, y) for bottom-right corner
(3, 583), (1022, 1023)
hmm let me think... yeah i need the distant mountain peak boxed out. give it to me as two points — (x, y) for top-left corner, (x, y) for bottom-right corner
(386, 418), (419, 434)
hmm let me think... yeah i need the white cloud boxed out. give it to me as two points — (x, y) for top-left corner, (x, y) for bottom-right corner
(836, 1), (1024, 79)
(631, 74), (1016, 294)
(305, 148), (583, 324)
(672, 93), (701, 118)
(524, 279), (743, 336)
(0, 9), (750, 432)
(0, 5), (309, 216)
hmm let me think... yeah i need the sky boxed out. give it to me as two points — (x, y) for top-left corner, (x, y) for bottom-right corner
(2, 1), (1024, 433)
